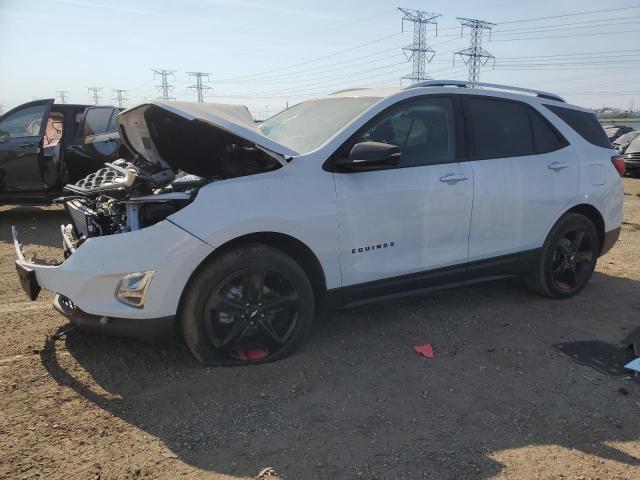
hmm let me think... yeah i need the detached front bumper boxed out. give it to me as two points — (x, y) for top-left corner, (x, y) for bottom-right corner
(12, 220), (214, 322)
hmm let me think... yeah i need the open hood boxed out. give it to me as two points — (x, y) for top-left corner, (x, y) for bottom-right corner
(116, 101), (298, 176)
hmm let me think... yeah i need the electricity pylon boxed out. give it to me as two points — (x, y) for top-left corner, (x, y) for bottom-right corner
(454, 17), (496, 82)
(398, 7), (441, 85)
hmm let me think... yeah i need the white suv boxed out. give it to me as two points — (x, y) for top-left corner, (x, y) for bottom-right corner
(13, 80), (624, 365)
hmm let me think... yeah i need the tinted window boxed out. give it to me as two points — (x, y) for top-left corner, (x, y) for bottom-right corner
(356, 97), (456, 167)
(467, 97), (533, 159)
(106, 110), (118, 133)
(0, 104), (47, 139)
(83, 108), (113, 136)
(545, 105), (611, 149)
(528, 109), (567, 153)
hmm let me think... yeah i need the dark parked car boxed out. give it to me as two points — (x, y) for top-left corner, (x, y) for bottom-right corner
(623, 134), (640, 176)
(613, 130), (640, 154)
(0, 99), (125, 205)
(603, 125), (633, 142)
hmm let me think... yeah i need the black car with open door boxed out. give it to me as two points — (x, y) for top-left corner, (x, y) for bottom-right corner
(0, 99), (125, 205)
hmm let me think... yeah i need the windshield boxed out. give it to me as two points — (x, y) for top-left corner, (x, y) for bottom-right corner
(614, 130), (640, 145)
(259, 97), (381, 154)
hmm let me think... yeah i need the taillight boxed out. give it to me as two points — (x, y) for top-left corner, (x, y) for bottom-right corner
(611, 155), (625, 176)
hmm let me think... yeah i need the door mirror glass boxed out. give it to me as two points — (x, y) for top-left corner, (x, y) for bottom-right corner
(336, 141), (401, 171)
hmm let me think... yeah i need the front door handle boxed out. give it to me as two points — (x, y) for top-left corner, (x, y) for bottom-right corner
(548, 161), (569, 171)
(439, 173), (469, 184)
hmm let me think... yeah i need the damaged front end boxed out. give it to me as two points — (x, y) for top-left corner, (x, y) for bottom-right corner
(55, 101), (295, 252)
(13, 101), (297, 319)
(59, 160), (206, 250)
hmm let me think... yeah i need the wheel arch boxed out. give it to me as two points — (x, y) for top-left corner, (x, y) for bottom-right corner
(178, 231), (329, 315)
(565, 203), (605, 253)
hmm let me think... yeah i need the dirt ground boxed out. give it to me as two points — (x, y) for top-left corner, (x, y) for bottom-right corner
(1, 179), (639, 480)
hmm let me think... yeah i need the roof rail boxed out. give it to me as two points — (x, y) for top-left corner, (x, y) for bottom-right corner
(405, 80), (566, 103)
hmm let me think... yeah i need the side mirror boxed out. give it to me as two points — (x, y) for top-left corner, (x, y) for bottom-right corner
(336, 141), (401, 171)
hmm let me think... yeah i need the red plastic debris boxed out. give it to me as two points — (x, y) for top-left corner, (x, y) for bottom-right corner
(413, 344), (434, 358)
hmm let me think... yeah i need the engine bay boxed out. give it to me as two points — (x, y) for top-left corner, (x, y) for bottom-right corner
(60, 154), (278, 251)
(54, 101), (287, 252)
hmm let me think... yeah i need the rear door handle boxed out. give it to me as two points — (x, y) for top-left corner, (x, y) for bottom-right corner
(18, 142), (35, 149)
(548, 162), (569, 171)
(439, 173), (469, 184)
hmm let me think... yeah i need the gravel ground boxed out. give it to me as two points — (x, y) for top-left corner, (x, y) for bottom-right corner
(1, 178), (639, 480)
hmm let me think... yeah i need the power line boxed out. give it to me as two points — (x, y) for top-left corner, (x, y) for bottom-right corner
(215, 31), (403, 82)
(186, 72), (212, 102)
(152, 69), (176, 101)
(214, 45), (406, 84)
(493, 14), (640, 33)
(493, 19), (640, 36)
(112, 89), (128, 108)
(55, 90), (68, 104)
(454, 17), (496, 82)
(86, 87), (102, 105)
(398, 7), (441, 84)
(229, 61), (409, 98)
(491, 28), (639, 42)
(496, 4), (640, 25)
(498, 48), (640, 60)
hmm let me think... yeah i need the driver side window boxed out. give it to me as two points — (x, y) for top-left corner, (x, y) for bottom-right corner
(357, 97), (456, 167)
(0, 105), (48, 140)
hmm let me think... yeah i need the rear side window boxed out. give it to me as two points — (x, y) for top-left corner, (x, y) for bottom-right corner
(528, 109), (568, 153)
(466, 97), (533, 159)
(545, 104), (611, 149)
(83, 108), (113, 136)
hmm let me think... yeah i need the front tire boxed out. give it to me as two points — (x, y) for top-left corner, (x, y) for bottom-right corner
(179, 244), (315, 366)
(528, 213), (599, 299)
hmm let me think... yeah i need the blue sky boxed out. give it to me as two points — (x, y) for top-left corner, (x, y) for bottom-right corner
(1, 0), (640, 117)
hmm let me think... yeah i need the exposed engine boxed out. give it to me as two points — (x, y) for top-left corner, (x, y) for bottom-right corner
(59, 159), (208, 250)
(56, 100), (286, 252)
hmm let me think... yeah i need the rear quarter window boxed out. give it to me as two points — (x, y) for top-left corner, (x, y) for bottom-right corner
(545, 104), (611, 149)
(528, 109), (568, 153)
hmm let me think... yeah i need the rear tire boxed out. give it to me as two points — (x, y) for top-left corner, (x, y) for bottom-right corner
(179, 243), (315, 366)
(527, 213), (599, 299)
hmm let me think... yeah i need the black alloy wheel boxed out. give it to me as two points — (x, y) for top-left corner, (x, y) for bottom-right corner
(203, 270), (300, 361)
(528, 213), (599, 299)
(180, 243), (315, 366)
(550, 229), (595, 292)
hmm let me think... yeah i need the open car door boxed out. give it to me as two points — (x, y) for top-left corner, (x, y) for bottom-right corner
(64, 107), (123, 183)
(0, 99), (54, 194)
